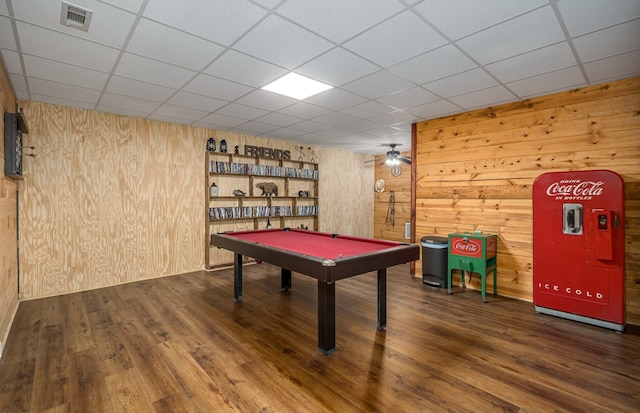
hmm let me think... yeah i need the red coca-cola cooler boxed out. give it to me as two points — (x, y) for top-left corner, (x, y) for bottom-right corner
(533, 170), (625, 331)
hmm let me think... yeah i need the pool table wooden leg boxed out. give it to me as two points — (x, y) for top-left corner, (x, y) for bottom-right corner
(234, 253), (243, 301)
(281, 268), (292, 290)
(317, 280), (336, 354)
(377, 268), (387, 329)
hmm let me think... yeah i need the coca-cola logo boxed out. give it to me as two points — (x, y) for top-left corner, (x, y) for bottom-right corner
(545, 180), (604, 199)
(452, 239), (481, 256)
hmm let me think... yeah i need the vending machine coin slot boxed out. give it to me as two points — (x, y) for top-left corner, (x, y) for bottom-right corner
(563, 203), (583, 235)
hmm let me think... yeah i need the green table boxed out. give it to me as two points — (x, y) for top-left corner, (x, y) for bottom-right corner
(447, 233), (497, 302)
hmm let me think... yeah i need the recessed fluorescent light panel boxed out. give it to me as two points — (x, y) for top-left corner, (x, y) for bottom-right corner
(262, 73), (332, 100)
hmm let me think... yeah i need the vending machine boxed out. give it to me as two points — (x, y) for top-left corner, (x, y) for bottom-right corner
(533, 170), (625, 331)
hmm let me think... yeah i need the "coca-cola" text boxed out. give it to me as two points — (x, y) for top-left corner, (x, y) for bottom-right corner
(545, 180), (604, 199)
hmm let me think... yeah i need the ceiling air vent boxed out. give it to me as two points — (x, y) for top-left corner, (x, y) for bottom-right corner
(60, 2), (93, 32)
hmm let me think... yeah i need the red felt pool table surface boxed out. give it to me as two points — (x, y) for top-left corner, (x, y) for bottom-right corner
(226, 228), (398, 259)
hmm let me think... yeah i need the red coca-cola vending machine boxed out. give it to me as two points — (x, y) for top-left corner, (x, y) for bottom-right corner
(533, 170), (625, 331)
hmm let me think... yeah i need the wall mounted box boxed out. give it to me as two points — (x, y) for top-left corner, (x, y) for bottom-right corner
(4, 109), (29, 179)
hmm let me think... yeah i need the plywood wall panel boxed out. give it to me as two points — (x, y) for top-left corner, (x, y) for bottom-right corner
(0, 60), (18, 351)
(414, 76), (640, 325)
(15, 101), (373, 299)
(318, 148), (373, 238)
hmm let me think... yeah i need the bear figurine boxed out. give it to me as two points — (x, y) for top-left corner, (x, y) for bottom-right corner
(256, 182), (278, 196)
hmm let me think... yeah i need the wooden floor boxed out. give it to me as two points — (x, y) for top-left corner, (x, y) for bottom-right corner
(1, 263), (639, 412)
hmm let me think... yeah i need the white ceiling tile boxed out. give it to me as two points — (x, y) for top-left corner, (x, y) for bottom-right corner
(152, 104), (210, 121)
(343, 10), (447, 67)
(0, 1), (8, 14)
(115, 53), (196, 89)
(456, 6), (565, 64)
(583, 50), (640, 83)
(0, 16), (16, 49)
(99, 92), (161, 113)
(23, 55), (109, 90)
(106, 76), (176, 102)
(368, 110), (417, 126)
(485, 42), (577, 83)
(27, 78), (101, 104)
(264, 128), (306, 140)
(340, 119), (382, 133)
(17, 22), (119, 72)
(233, 15), (333, 69)
(277, 102), (332, 119)
(342, 71), (414, 99)
(507, 66), (586, 98)
(449, 85), (517, 109)
(365, 125), (410, 138)
(127, 18), (224, 71)
(558, 0), (640, 37)
(255, 112), (303, 127)
(1, 49), (21, 74)
(251, 0), (281, 9)
(204, 50), (286, 88)
(216, 103), (269, 120)
(304, 88), (367, 111)
(405, 99), (463, 120)
(12, 0), (136, 48)
(572, 20), (640, 63)
(8, 74), (27, 96)
(143, 0), (267, 46)
(342, 101), (395, 119)
(424, 68), (498, 98)
(416, 0), (548, 40)
(184, 74), (253, 101)
(313, 112), (361, 127)
(296, 48), (379, 87)
(236, 89), (298, 111)
(100, 0), (145, 13)
(33, 94), (97, 111)
(166, 91), (228, 112)
(233, 120), (279, 135)
(376, 87), (439, 110)
(288, 120), (326, 133)
(276, 0), (404, 43)
(389, 45), (477, 84)
(196, 113), (247, 129)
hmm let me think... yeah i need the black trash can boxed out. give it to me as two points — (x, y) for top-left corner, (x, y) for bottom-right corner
(420, 236), (449, 288)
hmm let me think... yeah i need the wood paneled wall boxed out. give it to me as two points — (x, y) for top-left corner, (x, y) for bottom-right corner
(372, 152), (412, 242)
(16, 101), (373, 300)
(0, 61), (19, 354)
(414, 76), (640, 325)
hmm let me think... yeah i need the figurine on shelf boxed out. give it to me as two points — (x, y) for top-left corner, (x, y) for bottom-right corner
(232, 189), (246, 197)
(209, 182), (218, 197)
(206, 137), (216, 152)
(256, 182), (278, 196)
(220, 139), (227, 153)
(234, 145), (239, 155)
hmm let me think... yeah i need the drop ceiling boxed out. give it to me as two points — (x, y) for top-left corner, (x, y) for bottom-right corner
(1, 0), (639, 155)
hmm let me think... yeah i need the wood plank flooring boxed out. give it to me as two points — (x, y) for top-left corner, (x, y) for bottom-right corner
(1, 263), (639, 412)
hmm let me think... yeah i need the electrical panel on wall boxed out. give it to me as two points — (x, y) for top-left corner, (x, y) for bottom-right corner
(4, 108), (29, 179)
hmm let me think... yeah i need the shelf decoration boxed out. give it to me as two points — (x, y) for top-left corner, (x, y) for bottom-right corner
(256, 182), (278, 196)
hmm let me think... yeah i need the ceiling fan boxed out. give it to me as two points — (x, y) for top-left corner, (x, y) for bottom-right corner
(365, 144), (412, 177)
(380, 144), (412, 166)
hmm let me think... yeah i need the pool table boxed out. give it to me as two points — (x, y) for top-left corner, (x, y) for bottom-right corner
(209, 228), (420, 354)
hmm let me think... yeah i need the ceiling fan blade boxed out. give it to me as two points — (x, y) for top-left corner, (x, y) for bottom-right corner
(398, 156), (412, 165)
